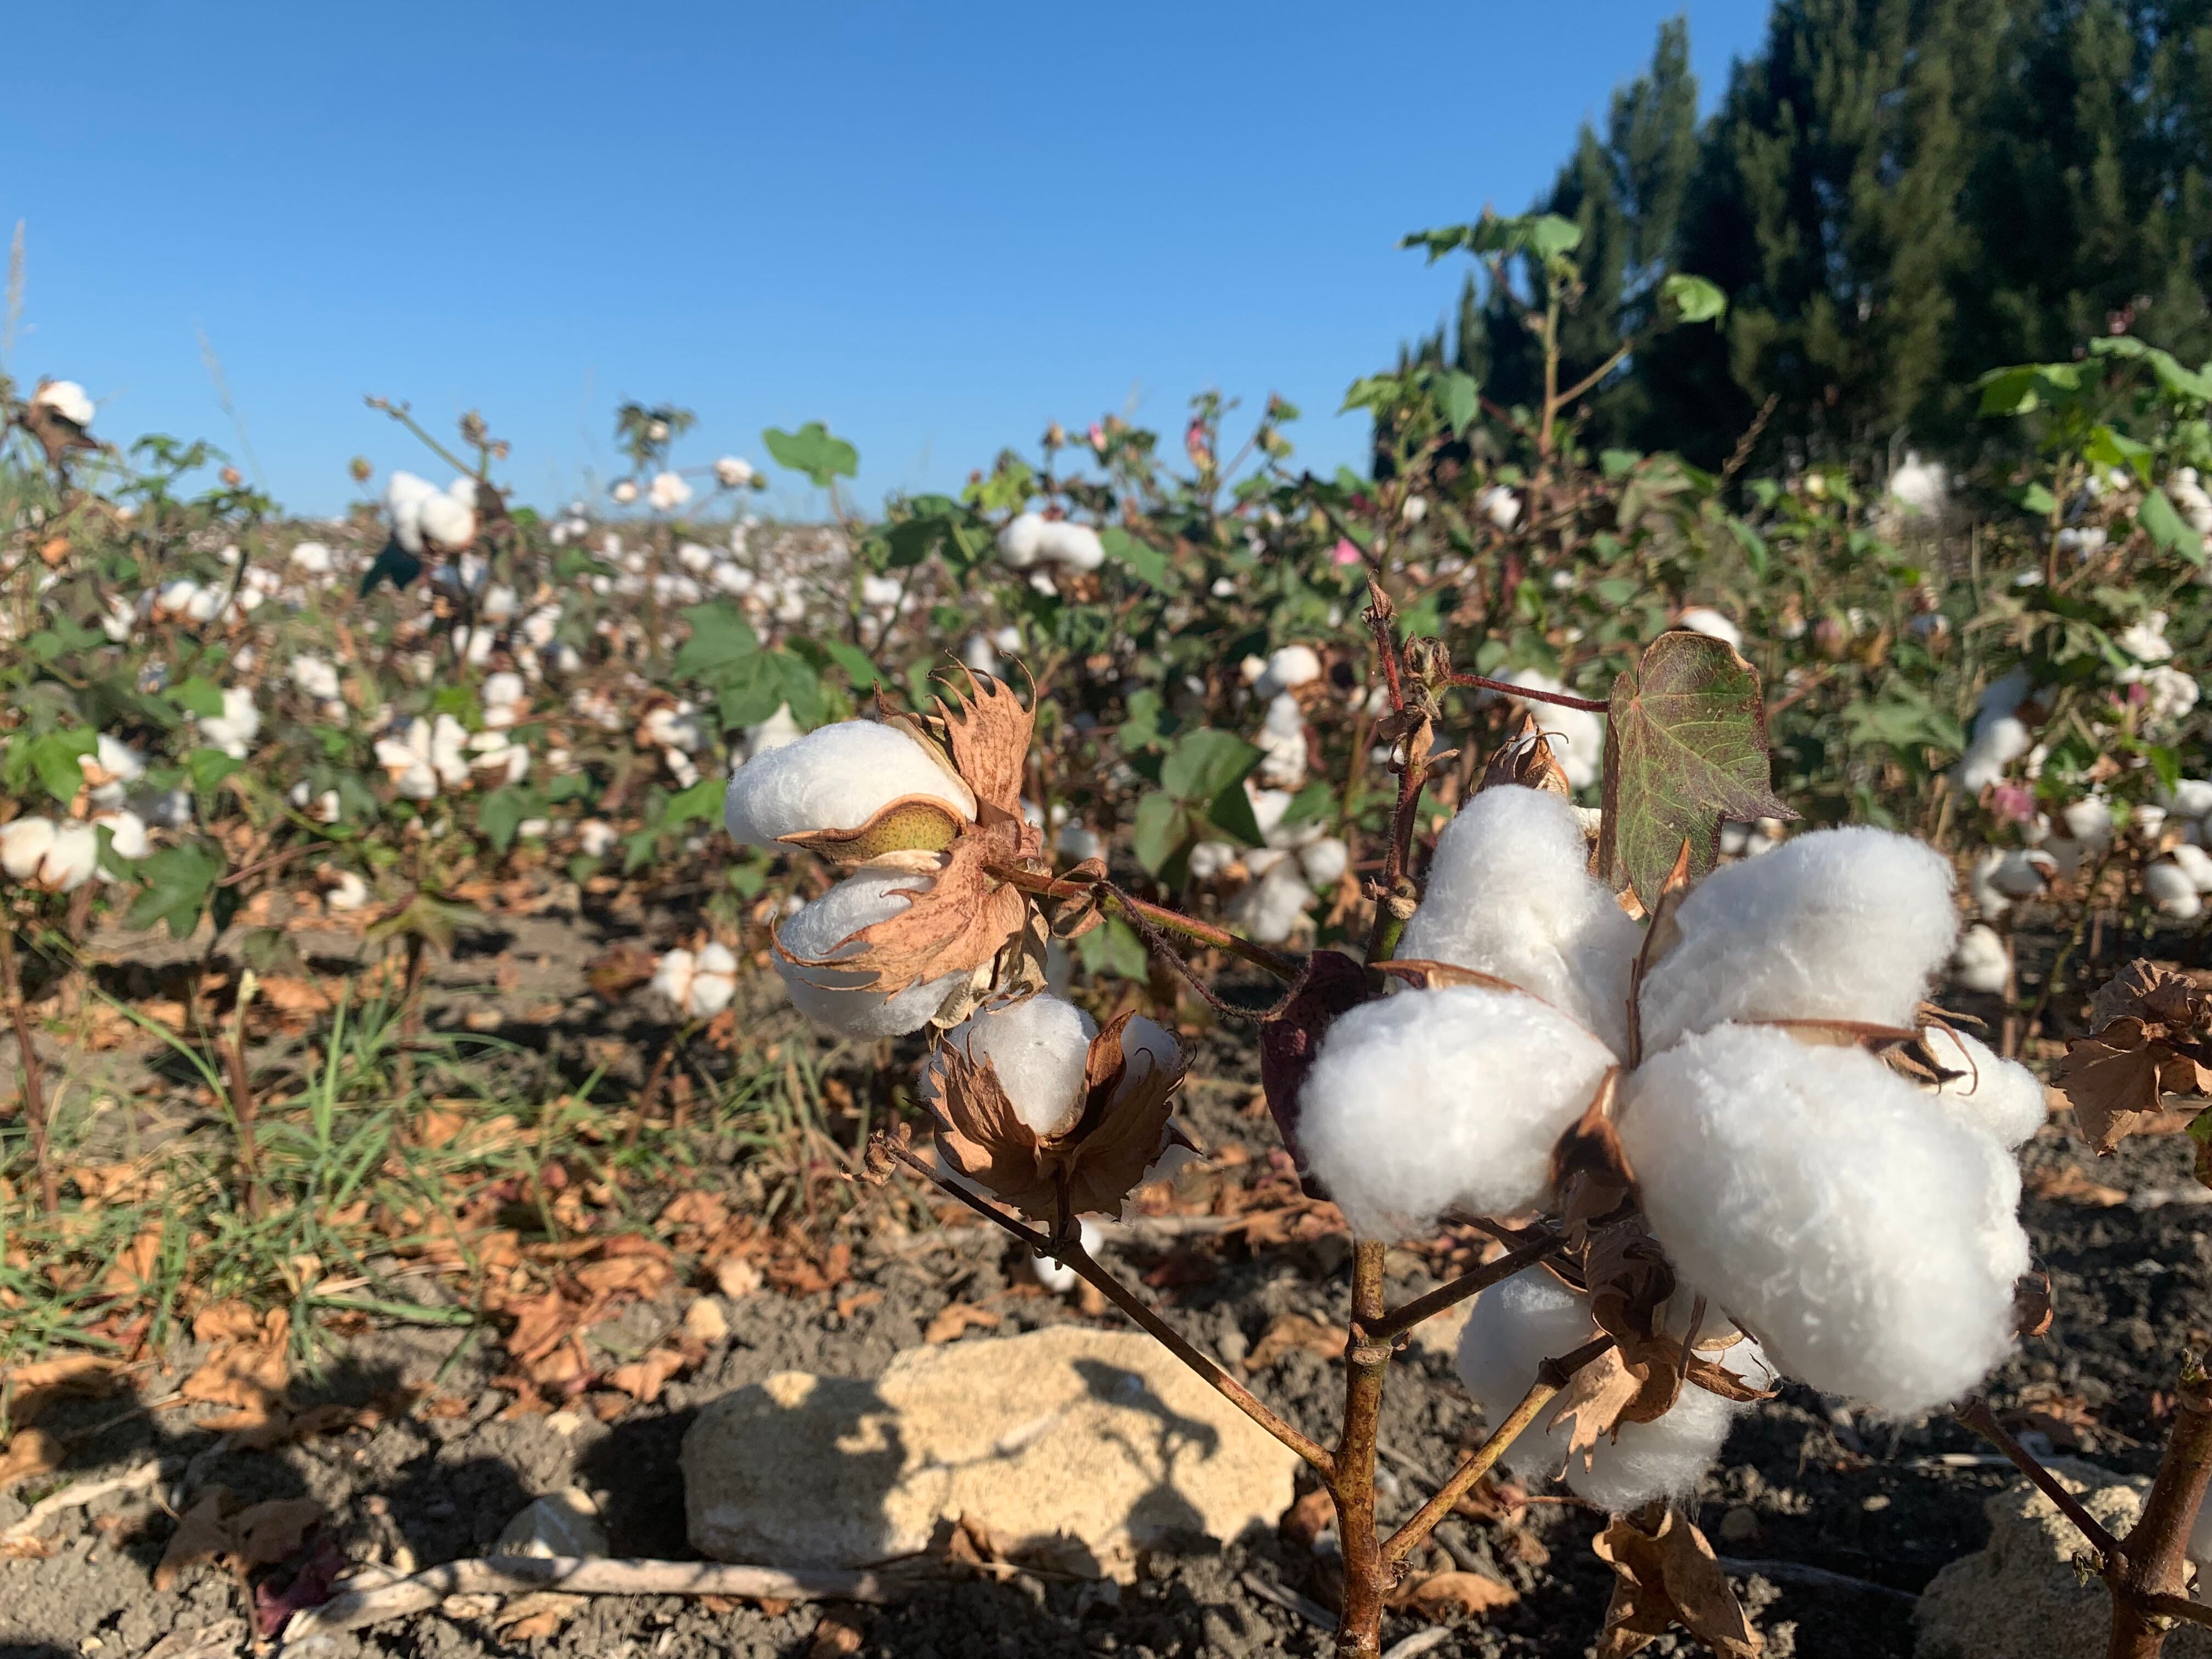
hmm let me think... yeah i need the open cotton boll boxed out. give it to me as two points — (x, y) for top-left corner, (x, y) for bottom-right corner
(2171, 843), (2212, 895)
(1954, 716), (2032, 794)
(1227, 859), (1314, 945)
(943, 995), (1099, 1136)
(1622, 1023), (2024, 1416)
(997, 512), (1048, 569)
(1037, 520), (1105, 571)
(289, 540), (334, 574)
(1502, 670), (1603, 790)
(1114, 1015), (1182, 1105)
(1401, 785), (1640, 1054)
(2160, 778), (2212, 819)
(1, 817), (57, 883)
(2059, 797), (2114, 848)
(1638, 827), (1956, 1056)
(2146, 859), (2203, 920)
(1950, 923), (2012, 995)
(774, 871), (964, 1038)
(1300, 985), (1617, 1238)
(1299, 836), (1348, 888)
(1567, 1376), (1740, 1513)
(1254, 645), (1323, 699)
(1477, 484), (1521, 532)
(1923, 1025), (2046, 1149)
(32, 379), (94, 428)
(417, 492), (476, 552)
(1455, 1272), (1602, 1483)
(1677, 608), (1743, 652)
(724, 721), (974, 849)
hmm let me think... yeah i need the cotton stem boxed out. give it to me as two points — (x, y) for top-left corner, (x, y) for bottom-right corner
(0, 925), (57, 1215)
(1362, 1235), (1559, 1346)
(1331, 1238), (1392, 1659)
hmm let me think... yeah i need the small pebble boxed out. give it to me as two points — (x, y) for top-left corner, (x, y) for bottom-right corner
(1863, 1493), (1891, 1511)
(1719, 1504), (1760, 1542)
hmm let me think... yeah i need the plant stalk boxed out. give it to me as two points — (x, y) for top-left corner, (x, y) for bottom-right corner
(1331, 1238), (1392, 1658)
(0, 925), (57, 1214)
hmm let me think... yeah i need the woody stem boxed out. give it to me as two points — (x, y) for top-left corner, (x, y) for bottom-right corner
(1444, 672), (1611, 713)
(1361, 1234), (1559, 1346)
(889, 1146), (1333, 1477)
(0, 926), (57, 1215)
(986, 866), (1302, 982)
(1383, 1334), (1615, 1565)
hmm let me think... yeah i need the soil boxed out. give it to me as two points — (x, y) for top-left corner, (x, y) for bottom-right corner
(4, 947), (2208, 1659)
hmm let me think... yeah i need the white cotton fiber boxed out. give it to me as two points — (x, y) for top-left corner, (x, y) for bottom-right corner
(1454, 1272), (1739, 1511)
(1032, 1218), (1103, 1295)
(1115, 1015), (1181, 1096)
(997, 512), (1048, 569)
(1638, 827), (1956, 1056)
(725, 720), (974, 849)
(1228, 859), (1314, 945)
(1954, 715), (2032, 795)
(2147, 860), (2204, 921)
(944, 994), (1098, 1136)
(1401, 786), (1640, 1053)
(1621, 1023), (2024, 1416)
(1677, 608), (1744, 652)
(1503, 670), (1603, 790)
(1038, 519), (1105, 571)
(1255, 646), (1323, 698)
(774, 871), (964, 1038)
(1923, 1025), (2046, 1149)
(1299, 985), (1617, 1239)
(1949, 923), (2012, 995)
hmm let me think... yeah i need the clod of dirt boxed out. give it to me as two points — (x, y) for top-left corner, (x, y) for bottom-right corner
(681, 1325), (1300, 1568)
(1914, 1465), (2212, 1657)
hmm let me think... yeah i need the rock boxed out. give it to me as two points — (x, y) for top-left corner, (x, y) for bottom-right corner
(682, 1325), (1301, 1568)
(1916, 1466), (2212, 1658)
(495, 1488), (608, 1560)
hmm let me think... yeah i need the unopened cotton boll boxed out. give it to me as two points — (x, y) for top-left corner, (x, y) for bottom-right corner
(724, 720), (974, 850)
(774, 871), (965, 1038)
(1639, 827), (1957, 1056)
(997, 512), (1048, 569)
(1300, 984), (1618, 1238)
(1622, 1023), (2024, 1415)
(1401, 785), (1641, 1054)
(2147, 859), (2204, 920)
(1923, 1025), (2046, 1148)
(1950, 923), (2012, 995)
(939, 994), (1099, 1135)
(1677, 608), (1743, 652)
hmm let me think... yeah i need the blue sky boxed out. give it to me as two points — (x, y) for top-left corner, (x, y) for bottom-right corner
(2, 2), (1770, 518)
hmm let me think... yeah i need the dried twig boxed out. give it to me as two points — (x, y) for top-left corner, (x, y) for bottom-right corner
(1, 1458), (170, 1543)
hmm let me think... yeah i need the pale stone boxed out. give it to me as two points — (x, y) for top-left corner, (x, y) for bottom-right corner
(494, 1488), (608, 1560)
(681, 1326), (1301, 1567)
(1916, 1466), (2212, 1658)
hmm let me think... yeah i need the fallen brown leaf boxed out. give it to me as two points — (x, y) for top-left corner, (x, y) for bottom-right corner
(924, 1303), (1002, 1344)
(1243, 1313), (1349, 1372)
(605, 1346), (687, 1404)
(1400, 1568), (1520, 1618)
(0, 1426), (64, 1485)
(2026, 1166), (2129, 1207)
(1592, 1506), (1760, 1658)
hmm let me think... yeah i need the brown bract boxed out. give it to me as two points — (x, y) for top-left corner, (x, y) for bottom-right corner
(1591, 1505), (1761, 1657)
(1479, 711), (1572, 798)
(2058, 959), (2212, 1154)
(927, 1008), (1192, 1226)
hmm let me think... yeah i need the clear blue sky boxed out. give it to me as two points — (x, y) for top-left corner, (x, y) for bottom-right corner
(2, 2), (1770, 518)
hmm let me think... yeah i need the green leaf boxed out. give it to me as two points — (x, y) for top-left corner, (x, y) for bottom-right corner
(1434, 369), (1480, 436)
(1160, 729), (1261, 805)
(1203, 777), (1265, 845)
(2138, 488), (2207, 565)
(1131, 793), (1188, 876)
(663, 775), (727, 830)
(170, 678), (226, 719)
(819, 638), (882, 689)
(1073, 915), (1149, 983)
(715, 654), (787, 727)
(26, 729), (96, 805)
(1724, 517), (1769, 579)
(761, 421), (859, 489)
(1597, 631), (1795, 909)
(1658, 273), (1726, 325)
(771, 650), (826, 726)
(672, 601), (760, 681)
(1101, 526), (1169, 586)
(477, 787), (531, 853)
(185, 747), (243, 795)
(125, 842), (224, 939)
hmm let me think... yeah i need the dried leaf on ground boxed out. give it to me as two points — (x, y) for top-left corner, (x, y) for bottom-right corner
(1592, 1507), (1760, 1658)
(0, 1427), (64, 1485)
(492, 1591), (587, 1640)
(1242, 1313), (1348, 1372)
(924, 1303), (1002, 1344)
(154, 1488), (324, 1592)
(4, 1353), (125, 1425)
(1279, 1486), (1336, 1550)
(808, 1612), (867, 1658)
(2026, 1166), (2129, 1207)
(1398, 1568), (1520, 1619)
(605, 1346), (687, 1404)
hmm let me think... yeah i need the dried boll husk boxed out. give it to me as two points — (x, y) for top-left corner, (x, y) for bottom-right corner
(1620, 1022), (2024, 1416)
(724, 719), (975, 855)
(926, 1001), (1190, 1223)
(1297, 983), (1617, 1239)
(773, 871), (966, 1038)
(1399, 785), (1640, 1054)
(1636, 827), (1957, 1056)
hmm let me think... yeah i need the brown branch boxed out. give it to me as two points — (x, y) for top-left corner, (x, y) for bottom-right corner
(1363, 1235), (1559, 1346)
(1445, 672), (1610, 713)
(1956, 1397), (2120, 1560)
(2138, 1592), (2212, 1630)
(2111, 1367), (2212, 1658)
(1332, 1239), (1394, 1657)
(0, 925), (56, 1214)
(889, 1145), (1333, 1477)
(986, 865), (1303, 984)
(1384, 1334), (1615, 1564)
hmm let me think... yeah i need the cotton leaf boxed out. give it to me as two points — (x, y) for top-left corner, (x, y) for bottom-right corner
(1591, 1508), (1761, 1658)
(1598, 630), (1795, 909)
(2057, 959), (2212, 1154)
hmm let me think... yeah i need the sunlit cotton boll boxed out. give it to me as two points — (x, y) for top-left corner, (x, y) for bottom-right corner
(1298, 836), (1348, 888)
(416, 490), (476, 553)
(92, 809), (148, 863)
(289, 540), (334, 574)
(1949, 923), (2012, 995)
(1400, 785), (1641, 1054)
(1922, 1024), (2046, 1149)
(714, 455), (755, 488)
(1637, 827), (1957, 1056)
(938, 994), (1099, 1135)
(996, 512), (1048, 569)
(1621, 1022), (2024, 1416)
(1887, 452), (1949, 517)
(774, 871), (966, 1038)
(648, 471), (692, 512)
(32, 379), (94, 429)
(1037, 520), (1105, 571)
(290, 654), (341, 703)
(1, 817), (99, 893)
(196, 687), (262, 760)
(1252, 645), (1323, 699)
(725, 720), (974, 850)
(652, 943), (740, 1019)
(385, 471), (438, 555)
(1677, 608), (1743, 652)
(1227, 857), (1314, 945)
(1299, 984), (1618, 1239)
(1455, 1274), (1747, 1511)
(1477, 484), (1521, 532)
(2146, 859), (2204, 921)
(611, 479), (639, 506)
(81, 735), (144, 810)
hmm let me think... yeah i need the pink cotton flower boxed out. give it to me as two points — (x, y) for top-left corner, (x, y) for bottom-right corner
(1988, 783), (2038, 824)
(1333, 539), (1362, 567)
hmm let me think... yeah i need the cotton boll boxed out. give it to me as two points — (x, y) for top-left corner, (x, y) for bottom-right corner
(1566, 1376), (1740, 1513)
(1032, 1218), (1103, 1295)
(1254, 646), (1323, 699)
(325, 871), (369, 912)
(1, 817), (57, 882)
(93, 809), (149, 862)
(1888, 452), (1948, 516)
(1058, 824), (1104, 864)
(941, 994), (1099, 1135)
(1401, 785), (1641, 1054)
(290, 654), (342, 703)
(417, 491), (476, 552)
(1455, 1273), (1602, 1483)
(32, 379), (94, 428)
(82, 735), (144, 809)
(2146, 859), (2204, 920)
(2172, 843), (2212, 894)
(744, 704), (804, 757)
(1228, 860), (1314, 944)
(714, 455), (755, 488)
(1502, 670), (1603, 790)
(2059, 797), (2114, 849)
(1923, 1025), (2046, 1149)
(1677, 608), (1743, 652)
(1188, 840), (1235, 883)
(961, 633), (1001, 677)
(611, 479), (639, 506)
(1300, 985), (1619, 1238)
(774, 871), (966, 1038)
(648, 471), (693, 513)
(1299, 836), (1348, 888)
(1950, 923), (2012, 995)
(997, 512), (1048, 569)
(1115, 1015), (1182, 1106)
(197, 687), (262, 760)
(1639, 828), (1957, 1056)
(1477, 484), (1521, 532)
(1039, 520), (1105, 571)
(1954, 716), (2032, 794)
(724, 721), (974, 850)
(1622, 1023), (2024, 1415)
(289, 540), (334, 574)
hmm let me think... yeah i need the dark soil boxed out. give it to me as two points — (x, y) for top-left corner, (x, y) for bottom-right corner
(4, 973), (2207, 1659)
